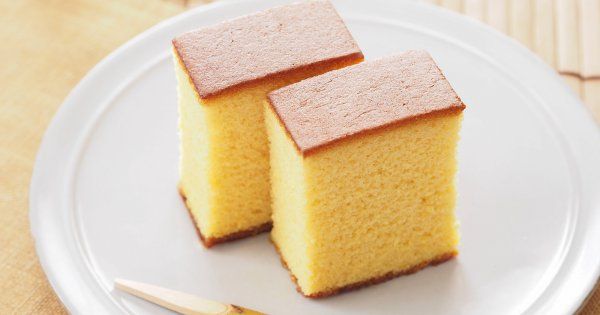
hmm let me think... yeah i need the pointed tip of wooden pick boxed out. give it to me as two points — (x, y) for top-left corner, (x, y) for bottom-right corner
(114, 278), (131, 288)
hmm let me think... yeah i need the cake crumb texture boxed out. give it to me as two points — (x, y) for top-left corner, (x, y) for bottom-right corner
(271, 237), (456, 298)
(175, 50), (361, 242)
(174, 1), (363, 244)
(179, 187), (272, 248)
(266, 102), (462, 296)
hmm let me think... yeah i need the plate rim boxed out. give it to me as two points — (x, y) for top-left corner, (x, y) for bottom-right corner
(29, 0), (600, 314)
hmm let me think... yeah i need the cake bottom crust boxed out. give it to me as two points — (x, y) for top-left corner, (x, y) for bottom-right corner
(179, 187), (272, 248)
(271, 238), (457, 298)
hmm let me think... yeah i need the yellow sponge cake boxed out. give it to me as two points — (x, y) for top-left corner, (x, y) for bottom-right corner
(173, 1), (363, 247)
(266, 51), (465, 297)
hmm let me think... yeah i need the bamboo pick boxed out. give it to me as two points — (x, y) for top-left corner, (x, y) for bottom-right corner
(533, 0), (556, 67)
(486, 0), (508, 33)
(440, 0), (462, 12)
(555, 0), (582, 95)
(115, 279), (264, 315)
(463, 0), (485, 21)
(579, 0), (600, 120)
(508, 0), (534, 50)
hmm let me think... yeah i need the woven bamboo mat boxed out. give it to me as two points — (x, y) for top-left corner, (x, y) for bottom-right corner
(424, 0), (600, 121)
(0, 0), (597, 314)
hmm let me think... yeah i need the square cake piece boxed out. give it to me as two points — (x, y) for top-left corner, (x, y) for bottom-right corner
(265, 51), (465, 297)
(173, 1), (363, 247)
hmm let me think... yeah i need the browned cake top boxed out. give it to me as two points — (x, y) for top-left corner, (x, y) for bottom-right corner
(172, 0), (363, 98)
(268, 50), (465, 155)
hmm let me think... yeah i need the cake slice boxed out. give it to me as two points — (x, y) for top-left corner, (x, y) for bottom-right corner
(265, 51), (465, 297)
(173, 1), (363, 247)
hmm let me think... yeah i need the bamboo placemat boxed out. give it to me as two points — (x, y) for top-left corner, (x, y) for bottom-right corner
(0, 0), (598, 314)
(429, 0), (600, 121)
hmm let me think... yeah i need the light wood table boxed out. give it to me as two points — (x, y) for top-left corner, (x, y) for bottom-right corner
(0, 0), (598, 313)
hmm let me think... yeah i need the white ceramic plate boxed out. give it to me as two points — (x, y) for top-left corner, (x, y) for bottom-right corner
(30, 0), (600, 314)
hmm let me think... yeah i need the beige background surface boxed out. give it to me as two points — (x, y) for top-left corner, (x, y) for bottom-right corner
(0, 0), (598, 313)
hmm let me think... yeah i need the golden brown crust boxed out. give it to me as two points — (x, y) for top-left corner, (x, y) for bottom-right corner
(267, 103), (462, 158)
(179, 187), (272, 248)
(173, 46), (363, 104)
(172, 0), (363, 99)
(270, 237), (457, 298)
(267, 50), (466, 156)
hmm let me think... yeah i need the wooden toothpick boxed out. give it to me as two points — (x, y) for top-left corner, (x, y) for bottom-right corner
(115, 279), (264, 315)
